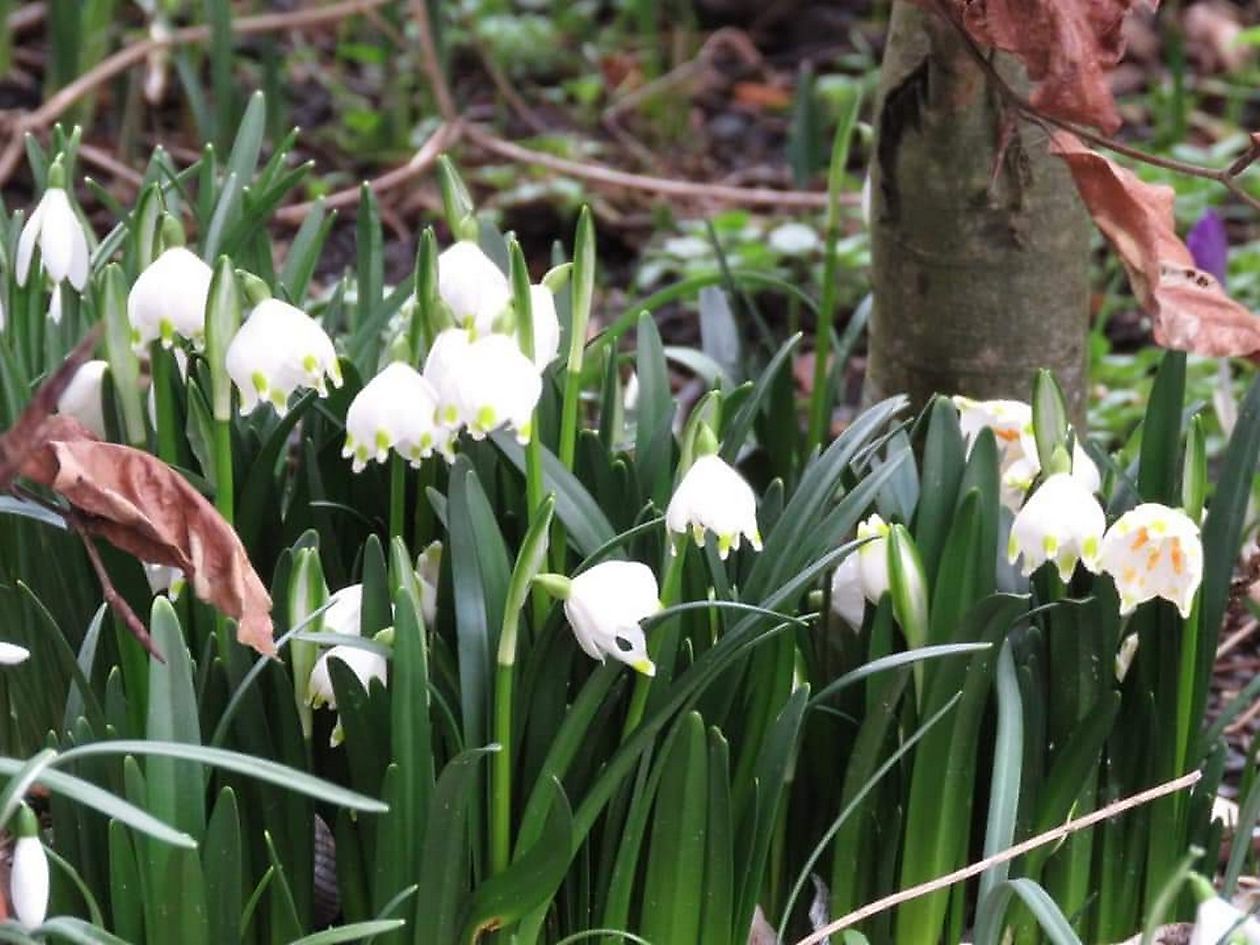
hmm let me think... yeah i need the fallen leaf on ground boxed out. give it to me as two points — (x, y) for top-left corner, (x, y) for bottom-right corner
(1051, 131), (1260, 357)
(19, 416), (275, 655)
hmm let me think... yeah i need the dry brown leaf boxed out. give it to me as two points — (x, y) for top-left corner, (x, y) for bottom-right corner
(1051, 131), (1260, 357)
(19, 418), (275, 655)
(923, 0), (1156, 133)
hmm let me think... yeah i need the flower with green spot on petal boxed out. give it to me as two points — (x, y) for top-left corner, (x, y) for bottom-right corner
(450, 334), (542, 443)
(127, 247), (213, 351)
(437, 240), (511, 335)
(1007, 472), (1105, 582)
(343, 362), (452, 472)
(226, 298), (342, 416)
(563, 561), (661, 676)
(307, 643), (389, 746)
(665, 454), (762, 559)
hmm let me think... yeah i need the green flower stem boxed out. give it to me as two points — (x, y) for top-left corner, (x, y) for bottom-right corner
(1173, 598), (1201, 776)
(150, 343), (180, 465)
(490, 651), (516, 877)
(805, 89), (862, 457)
(620, 542), (688, 741)
(412, 460), (437, 550)
(213, 420), (233, 523)
(389, 454), (406, 543)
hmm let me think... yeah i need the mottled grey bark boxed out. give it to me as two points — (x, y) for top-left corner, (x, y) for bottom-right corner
(864, 2), (1092, 418)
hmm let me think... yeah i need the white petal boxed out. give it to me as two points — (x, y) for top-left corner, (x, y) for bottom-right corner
(38, 188), (79, 286)
(11, 835), (49, 929)
(856, 514), (891, 602)
(128, 247), (213, 348)
(665, 454), (761, 556)
(830, 554), (866, 628)
(526, 284), (561, 368)
(56, 360), (108, 438)
(437, 241), (511, 334)
(565, 561), (661, 675)
(15, 197), (45, 287)
(0, 641), (30, 665)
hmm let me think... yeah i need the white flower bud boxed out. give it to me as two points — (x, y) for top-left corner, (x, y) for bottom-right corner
(127, 247), (213, 350)
(1007, 473), (1105, 582)
(415, 542), (442, 629)
(437, 240), (511, 335)
(17, 185), (91, 291)
(0, 641), (30, 665)
(665, 454), (762, 559)
(57, 359), (108, 438)
(1099, 503), (1203, 618)
(856, 513), (891, 602)
(342, 362), (452, 472)
(525, 284), (560, 369)
(564, 561), (661, 676)
(10, 805), (48, 930)
(829, 553), (865, 629)
(226, 299), (342, 416)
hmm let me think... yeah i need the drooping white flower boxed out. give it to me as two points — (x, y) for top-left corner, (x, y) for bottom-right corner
(1007, 473), (1105, 582)
(342, 362), (452, 472)
(226, 298), (342, 416)
(829, 553), (865, 629)
(564, 561), (661, 676)
(449, 334), (542, 443)
(0, 641), (30, 665)
(666, 453), (762, 559)
(437, 240), (511, 335)
(952, 396), (1032, 467)
(1189, 896), (1260, 945)
(307, 643), (389, 746)
(1099, 503), (1203, 618)
(57, 359), (108, 438)
(128, 247), (214, 350)
(524, 284), (560, 369)
(856, 514), (891, 603)
(10, 805), (48, 930)
(143, 562), (184, 599)
(1003, 427), (1102, 508)
(423, 327), (474, 430)
(17, 185), (90, 291)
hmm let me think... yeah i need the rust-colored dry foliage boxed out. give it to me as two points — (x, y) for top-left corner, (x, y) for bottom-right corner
(1052, 132), (1260, 356)
(927, 0), (1156, 133)
(0, 334), (274, 655)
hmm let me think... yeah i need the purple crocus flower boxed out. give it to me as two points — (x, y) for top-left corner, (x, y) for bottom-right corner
(1187, 210), (1229, 285)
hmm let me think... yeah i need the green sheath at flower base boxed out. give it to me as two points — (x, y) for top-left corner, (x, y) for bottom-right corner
(158, 212), (186, 252)
(130, 185), (164, 268)
(101, 263), (146, 444)
(288, 546), (329, 741)
(204, 256), (242, 422)
(411, 227), (442, 362)
(1031, 368), (1069, 473)
(1183, 415), (1207, 522)
(886, 524), (929, 651)
(437, 156), (479, 242)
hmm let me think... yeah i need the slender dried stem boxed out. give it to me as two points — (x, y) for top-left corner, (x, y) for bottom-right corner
(795, 770), (1201, 945)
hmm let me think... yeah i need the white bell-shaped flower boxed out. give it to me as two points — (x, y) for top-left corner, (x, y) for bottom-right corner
(307, 643), (389, 747)
(437, 240), (511, 335)
(830, 553), (866, 629)
(564, 561), (661, 676)
(423, 327), (473, 430)
(1007, 473), (1105, 582)
(523, 284), (561, 369)
(665, 453), (762, 559)
(1189, 896), (1260, 945)
(57, 359), (108, 438)
(226, 299), (342, 416)
(0, 641), (30, 665)
(343, 362), (452, 472)
(1000, 441), (1101, 512)
(10, 805), (48, 930)
(415, 542), (441, 629)
(143, 562), (184, 599)
(1099, 503), (1203, 618)
(856, 513), (891, 602)
(127, 247), (213, 350)
(450, 334), (542, 443)
(17, 185), (90, 291)
(952, 396), (1032, 467)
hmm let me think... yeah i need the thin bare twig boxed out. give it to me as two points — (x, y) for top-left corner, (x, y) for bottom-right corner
(274, 120), (462, 225)
(0, 0), (394, 186)
(795, 770), (1201, 945)
(464, 123), (837, 209)
(408, 0), (456, 122)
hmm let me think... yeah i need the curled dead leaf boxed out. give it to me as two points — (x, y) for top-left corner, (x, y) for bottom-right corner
(19, 417), (275, 655)
(922, 0), (1156, 133)
(1051, 131), (1260, 357)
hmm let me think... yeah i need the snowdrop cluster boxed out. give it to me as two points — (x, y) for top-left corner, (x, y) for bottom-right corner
(952, 395), (1099, 511)
(343, 241), (558, 472)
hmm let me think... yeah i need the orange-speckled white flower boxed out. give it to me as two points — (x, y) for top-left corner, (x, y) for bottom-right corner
(1099, 503), (1203, 618)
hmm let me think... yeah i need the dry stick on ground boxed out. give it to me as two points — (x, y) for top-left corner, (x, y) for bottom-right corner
(0, 0), (394, 186)
(794, 770), (1202, 945)
(929, 0), (1260, 214)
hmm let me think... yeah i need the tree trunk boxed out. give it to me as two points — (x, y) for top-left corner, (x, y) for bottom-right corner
(864, 1), (1092, 418)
